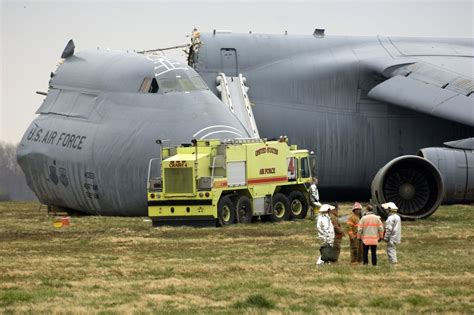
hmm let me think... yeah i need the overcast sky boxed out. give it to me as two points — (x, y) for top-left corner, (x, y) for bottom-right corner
(1, 0), (473, 144)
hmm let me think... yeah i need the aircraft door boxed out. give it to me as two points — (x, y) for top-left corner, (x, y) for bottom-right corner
(221, 48), (238, 76)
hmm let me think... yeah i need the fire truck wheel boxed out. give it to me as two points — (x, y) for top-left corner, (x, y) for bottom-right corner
(217, 195), (236, 226)
(269, 193), (290, 222)
(236, 196), (253, 224)
(288, 191), (309, 220)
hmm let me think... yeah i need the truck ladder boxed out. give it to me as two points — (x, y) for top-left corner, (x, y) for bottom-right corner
(216, 73), (260, 139)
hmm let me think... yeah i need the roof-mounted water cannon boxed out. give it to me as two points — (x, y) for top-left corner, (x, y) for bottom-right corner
(313, 29), (325, 38)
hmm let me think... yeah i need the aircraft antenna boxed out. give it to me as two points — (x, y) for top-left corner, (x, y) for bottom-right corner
(61, 39), (75, 58)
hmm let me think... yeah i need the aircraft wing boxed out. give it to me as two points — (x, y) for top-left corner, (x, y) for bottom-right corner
(366, 58), (474, 127)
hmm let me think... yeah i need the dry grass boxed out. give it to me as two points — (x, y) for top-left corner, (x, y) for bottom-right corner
(0, 201), (473, 314)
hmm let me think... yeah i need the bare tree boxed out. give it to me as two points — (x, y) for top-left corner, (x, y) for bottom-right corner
(0, 142), (37, 201)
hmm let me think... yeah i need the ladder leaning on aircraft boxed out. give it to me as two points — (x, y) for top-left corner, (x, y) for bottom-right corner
(216, 73), (260, 139)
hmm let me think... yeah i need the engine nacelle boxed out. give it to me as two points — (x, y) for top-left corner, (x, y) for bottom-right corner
(371, 155), (444, 219)
(418, 147), (474, 204)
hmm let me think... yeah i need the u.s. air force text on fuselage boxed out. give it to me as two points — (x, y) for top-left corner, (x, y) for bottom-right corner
(26, 123), (87, 150)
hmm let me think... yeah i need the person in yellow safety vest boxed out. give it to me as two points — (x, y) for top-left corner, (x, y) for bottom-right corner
(329, 202), (345, 263)
(316, 204), (335, 265)
(346, 202), (363, 265)
(382, 202), (402, 264)
(358, 205), (384, 266)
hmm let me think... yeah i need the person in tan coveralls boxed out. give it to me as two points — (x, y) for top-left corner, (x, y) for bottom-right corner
(346, 202), (363, 265)
(329, 202), (344, 263)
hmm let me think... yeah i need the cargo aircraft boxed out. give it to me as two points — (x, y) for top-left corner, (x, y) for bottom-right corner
(18, 30), (474, 219)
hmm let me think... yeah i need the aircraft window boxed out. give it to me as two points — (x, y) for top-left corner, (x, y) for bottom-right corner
(157, 77), (209, 94)
(149, 78), (159, 93)
(179, 78), (198, 91)
(190, 76), (208, 90)
(178, 77), (209, 92)
(159, 79), (181, 93)
(139, 78), (159, 93)
(139, 78), (151, 92)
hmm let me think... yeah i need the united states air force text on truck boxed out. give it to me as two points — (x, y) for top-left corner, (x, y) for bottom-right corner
(147, 138), (316, 227)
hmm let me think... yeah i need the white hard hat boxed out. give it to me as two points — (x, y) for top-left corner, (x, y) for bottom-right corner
(381, 202), (398, 211)
(319, 204), (335, 213)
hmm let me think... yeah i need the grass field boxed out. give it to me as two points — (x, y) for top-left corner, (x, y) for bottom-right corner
(0, 202), (473, 314)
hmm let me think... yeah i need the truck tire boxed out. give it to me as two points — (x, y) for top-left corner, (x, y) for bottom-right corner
(288, 191), (309, 220)
(269, 193), (290, 222)
(217, 195), (236, 227)
(236, 196), (253, 224)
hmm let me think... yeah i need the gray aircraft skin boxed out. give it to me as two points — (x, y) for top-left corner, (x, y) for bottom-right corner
(190, 31), (473, 219)
(17, 49), (250, 215)
(18, 31), (474, 219)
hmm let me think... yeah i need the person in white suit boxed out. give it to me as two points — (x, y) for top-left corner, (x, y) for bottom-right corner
(309, 177), (322, 219)
(382, 202), (402, 264)
(316, 204), (335, 265)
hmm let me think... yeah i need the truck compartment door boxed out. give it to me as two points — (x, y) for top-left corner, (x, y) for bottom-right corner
(227, 161), (246, 186)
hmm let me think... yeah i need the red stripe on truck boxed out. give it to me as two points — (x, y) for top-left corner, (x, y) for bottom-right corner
(248, 176), (288, 185)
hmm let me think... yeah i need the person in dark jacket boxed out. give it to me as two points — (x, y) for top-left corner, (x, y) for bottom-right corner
(329, 202), (345, 263)
(346, 202), (363, 265)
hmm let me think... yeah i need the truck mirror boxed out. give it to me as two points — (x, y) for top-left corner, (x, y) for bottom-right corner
(309, 156), (317, 177)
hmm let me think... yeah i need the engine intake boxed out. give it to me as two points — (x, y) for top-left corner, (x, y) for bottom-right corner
(371, 155), (444, 220)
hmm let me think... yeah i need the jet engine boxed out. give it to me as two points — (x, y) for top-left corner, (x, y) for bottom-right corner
(417, 147), (474, 204)
(371, 155), (444, 220)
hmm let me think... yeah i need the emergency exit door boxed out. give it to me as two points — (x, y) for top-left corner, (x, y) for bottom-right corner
(221, 48), (238, 76)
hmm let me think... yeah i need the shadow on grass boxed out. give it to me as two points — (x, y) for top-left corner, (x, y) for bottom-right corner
(233, 294), (275, 309)
(369, 297), (402, 309)
(0, 287), (64, 307)
(403, 295), (431, 307)
(0, 289), (34, 306)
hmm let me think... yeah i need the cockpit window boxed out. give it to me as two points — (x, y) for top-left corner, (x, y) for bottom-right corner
(140, 75), (208, 94)
(139, 77), (159, 93)
(149, 78), (158, 93)
(159, 78), (181, 93)
(139, 78), (151, 92)
(179, 78), (198, 91)
(190, 76), (208, 90)
(157, 76), (209, 94)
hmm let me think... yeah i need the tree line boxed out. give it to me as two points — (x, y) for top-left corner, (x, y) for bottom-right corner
(0, 142), (37, 201)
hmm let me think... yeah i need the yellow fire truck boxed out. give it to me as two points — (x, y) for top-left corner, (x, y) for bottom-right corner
(147, 138), (315, 227)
